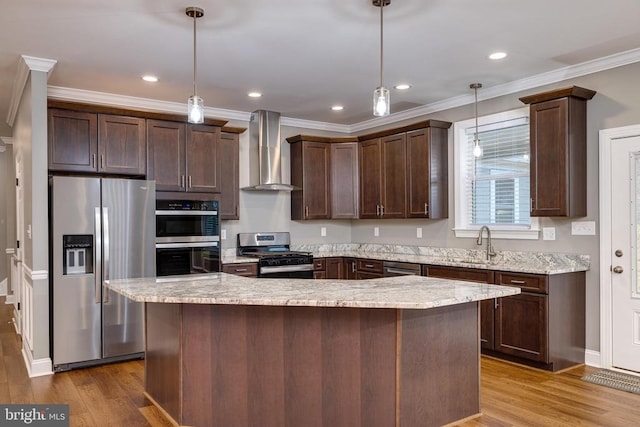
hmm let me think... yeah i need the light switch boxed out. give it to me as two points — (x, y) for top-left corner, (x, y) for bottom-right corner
(321, 226), (327, 237)
(571, 221), (596, 235)
(416, 227), (423, 238)
(374, 227), (379, 237)
(221, 229), (227, 240)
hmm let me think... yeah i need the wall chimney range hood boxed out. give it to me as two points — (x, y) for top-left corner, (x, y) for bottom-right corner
(242, 110), (297, 191)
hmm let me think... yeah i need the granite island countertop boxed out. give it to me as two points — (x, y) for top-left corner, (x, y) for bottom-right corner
(222, 244), (590, 275)
(105, 273), (520, 309)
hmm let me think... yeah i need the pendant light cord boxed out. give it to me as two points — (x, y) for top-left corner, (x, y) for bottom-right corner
(379, 1), (384, 88)
(193, 12), (197, 97)
(474, 86), (478, 141)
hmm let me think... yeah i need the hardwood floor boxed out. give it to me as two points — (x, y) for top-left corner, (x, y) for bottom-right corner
(1, 296), (639, 426)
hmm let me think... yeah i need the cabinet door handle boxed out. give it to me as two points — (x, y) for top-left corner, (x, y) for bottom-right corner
(509, 280), (526, 285)
(424, 202), (428, 216)
(351, 262), (356, 273)
(364, 264), (375, 268)
(380, 205), (384, 216)
(101, 154), (104, 169)
(530, 198), (534, 212)
(235, 268), (248, 272)
(188, 176), (192, 188)
(376, 205), (380, 216)
(494, 299), (499, 309)
(92, 154), (96, 168)
(305, 206), (309, 217)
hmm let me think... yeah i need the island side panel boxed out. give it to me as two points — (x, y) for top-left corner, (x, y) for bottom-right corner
(399, 302), (480, 426)
(145, 303), (182, 423)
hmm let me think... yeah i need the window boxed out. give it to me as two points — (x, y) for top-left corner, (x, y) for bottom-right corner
(454, 107), (540, 239)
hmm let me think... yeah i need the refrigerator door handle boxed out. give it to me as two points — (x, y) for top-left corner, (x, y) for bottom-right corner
(103, 207), (110, 304)
(94, 207), (102, 304)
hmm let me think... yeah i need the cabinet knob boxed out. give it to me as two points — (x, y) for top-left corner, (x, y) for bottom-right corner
(612, 265), (624, 274)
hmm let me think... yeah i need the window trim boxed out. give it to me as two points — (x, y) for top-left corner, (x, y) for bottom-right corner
(453, 106), (540, 240)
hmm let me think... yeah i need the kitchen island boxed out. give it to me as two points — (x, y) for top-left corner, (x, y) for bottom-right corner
(106, 273), (520, 427)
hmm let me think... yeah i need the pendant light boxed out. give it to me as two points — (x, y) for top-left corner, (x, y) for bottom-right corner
(373, 0), (390, 117)
(470, 83), (483, 157)
(186, 6), (204, 124)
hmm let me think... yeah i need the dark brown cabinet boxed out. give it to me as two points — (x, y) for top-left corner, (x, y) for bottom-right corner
(359, 135), (406, 218)
(520, 86), (596, 217)
(406, 123), (449, 219)
(313, 258), (326, 279)
(219, 131), (240, 220)
(313, 257), (345, 279)
(290, 140), (331, 220)
(344, 258), (358, 280)
(48, 109), (146, 175)
(331, 143), (359, 219)
(147, 120), (221, 194)
(355, 259), (384, 279)
(222, 263), (258, 277)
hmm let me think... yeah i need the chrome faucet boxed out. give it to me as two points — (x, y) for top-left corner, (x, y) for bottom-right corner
(476, 225), (496, 260)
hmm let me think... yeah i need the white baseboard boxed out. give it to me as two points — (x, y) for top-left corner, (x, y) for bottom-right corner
(21, 346), (53, 377)
(5, 294), (14, 304)
(585, 349), (601, 368)
(0, 278), (6, 295)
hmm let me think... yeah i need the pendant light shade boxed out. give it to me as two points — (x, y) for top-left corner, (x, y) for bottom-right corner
(373, 0), (390, 117)
(186, 7), (204, 124)
(470, 83), (483, 157)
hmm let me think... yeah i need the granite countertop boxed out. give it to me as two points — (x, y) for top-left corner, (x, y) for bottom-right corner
(105, 273), (520, 309)
(221, 245), (590, 275)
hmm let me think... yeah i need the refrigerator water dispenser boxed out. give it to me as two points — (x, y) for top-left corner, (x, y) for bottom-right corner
(62, 235), (93, 275)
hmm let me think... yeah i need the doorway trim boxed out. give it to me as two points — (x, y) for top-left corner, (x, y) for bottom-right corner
(599, 123), (640, 369)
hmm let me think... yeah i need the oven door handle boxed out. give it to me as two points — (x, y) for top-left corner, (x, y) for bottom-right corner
(155, 210), (218, 216)
(260, 264), (314, 274)
(155, 241), (219, 249)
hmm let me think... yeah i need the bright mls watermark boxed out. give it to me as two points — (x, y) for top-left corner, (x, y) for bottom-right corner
(0, 405), (68, 426)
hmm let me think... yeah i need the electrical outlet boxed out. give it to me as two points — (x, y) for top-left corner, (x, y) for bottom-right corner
(572, 221), (596, 235)
(221, 229), (227, 240)
(321, 226), (327, 237)
(416, 227), (422, 238)
(374, 227), (379, 237)
(542, 227), (556, 240)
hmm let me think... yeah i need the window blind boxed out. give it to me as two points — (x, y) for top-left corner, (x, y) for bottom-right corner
(464, 118), (530, 226)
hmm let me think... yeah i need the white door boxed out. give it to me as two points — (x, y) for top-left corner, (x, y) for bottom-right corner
(610, 135), (640, 372)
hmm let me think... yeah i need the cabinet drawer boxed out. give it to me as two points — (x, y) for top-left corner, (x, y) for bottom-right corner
(496, 272), (547, 294)
(422, 265), (494, 283)
(222, 263), (258, 277)
(357, 259), (384, 274)
(313, 259), (326, 271)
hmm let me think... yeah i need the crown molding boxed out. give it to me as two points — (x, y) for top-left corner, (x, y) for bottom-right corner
(42, 47), (640, 135)
(6, 56), (57, 128)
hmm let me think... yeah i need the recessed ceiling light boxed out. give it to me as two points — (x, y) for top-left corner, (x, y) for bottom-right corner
(489, 52), (507, 60)
(394, 84), (411, 90)
(331, 105), (344, 111)
(248, 92), (262, 98)
(142, 75), (158, 82)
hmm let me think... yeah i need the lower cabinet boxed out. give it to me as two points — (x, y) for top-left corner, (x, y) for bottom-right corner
(222, 263), (258, 277)
(313, 257), (345, 279)
(355, 259), (383, 279)
(423, 265), (585, 371)
(344, 258), (358, 280)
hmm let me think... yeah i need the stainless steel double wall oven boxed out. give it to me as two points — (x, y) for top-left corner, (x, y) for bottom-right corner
(155, 200), (221, 276)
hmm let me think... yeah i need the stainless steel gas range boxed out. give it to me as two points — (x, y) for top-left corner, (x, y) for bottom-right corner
(237, 232), (313, 278)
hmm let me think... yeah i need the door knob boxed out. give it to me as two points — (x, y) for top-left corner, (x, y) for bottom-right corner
(612, 266), (624, 274)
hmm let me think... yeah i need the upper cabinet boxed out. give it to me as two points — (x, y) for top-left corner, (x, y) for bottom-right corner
(360, 135), (406, 219)
(520, 86), (596, 217)
(219, 131), (241, 220)
(290, 139), (332, 220)
(331, 142), (359, 219)
(48, 109), (146, 175)
(360, 120), (451, 219)
(147, 120), (221, 194)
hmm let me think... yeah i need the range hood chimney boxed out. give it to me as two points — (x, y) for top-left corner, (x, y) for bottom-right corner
(242, 110), (297, 191)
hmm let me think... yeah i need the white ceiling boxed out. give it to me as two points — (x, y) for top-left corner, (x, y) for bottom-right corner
(1, 0), (640, 136)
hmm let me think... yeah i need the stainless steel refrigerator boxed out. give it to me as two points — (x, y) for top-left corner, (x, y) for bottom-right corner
(50, 176), (155, 371)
